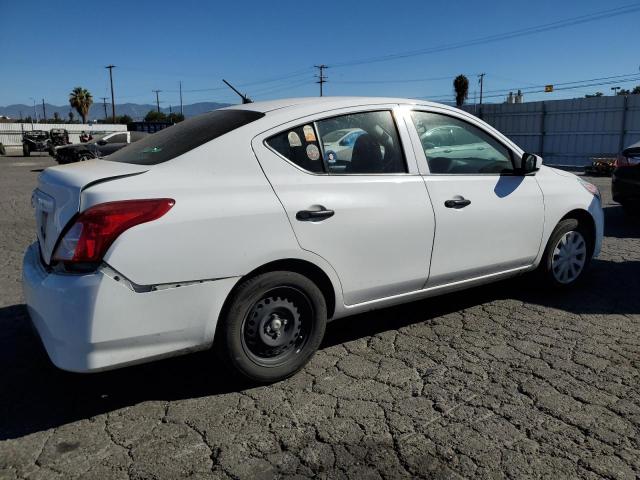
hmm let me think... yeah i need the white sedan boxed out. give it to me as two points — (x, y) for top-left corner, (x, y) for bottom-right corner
(23, 97), (604, 382)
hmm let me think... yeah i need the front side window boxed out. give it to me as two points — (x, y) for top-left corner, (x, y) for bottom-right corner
(316, 111), (406, 174)
(411, 111), (514, 174)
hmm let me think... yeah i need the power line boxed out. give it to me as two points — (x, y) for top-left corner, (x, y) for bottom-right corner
(329, 3), (640, 69)
(425, 74), (640, 102)
(251, 78), (312, 97)
(331, 74), (463, 85)
(478, 72), (640, 96)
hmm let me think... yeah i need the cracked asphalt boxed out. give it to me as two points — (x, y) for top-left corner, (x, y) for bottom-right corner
(1, 154), (639, 479)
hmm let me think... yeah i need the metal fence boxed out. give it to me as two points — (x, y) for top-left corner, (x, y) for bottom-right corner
(0, 123), (127, 147)
(462, 95), (640, 167)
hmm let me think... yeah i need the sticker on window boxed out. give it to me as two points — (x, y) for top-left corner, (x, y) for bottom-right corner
(306, 144), (320, 161)
(325, 150), (336, 163)
(287, 131), (302, 147)
(303, 125), (316, 142)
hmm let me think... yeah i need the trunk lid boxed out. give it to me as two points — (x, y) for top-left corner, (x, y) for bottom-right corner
(33, 160), (149, 264)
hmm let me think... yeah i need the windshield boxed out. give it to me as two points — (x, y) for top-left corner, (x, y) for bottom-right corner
(106, 109), (265, 165)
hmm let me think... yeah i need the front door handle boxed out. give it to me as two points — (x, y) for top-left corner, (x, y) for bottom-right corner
(296, 208), (335, 222)
(444, 197), (471, 209)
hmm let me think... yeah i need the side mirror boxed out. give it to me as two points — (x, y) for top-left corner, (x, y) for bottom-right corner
(97, 139), (107, 146)
(521, 153), (542, 173)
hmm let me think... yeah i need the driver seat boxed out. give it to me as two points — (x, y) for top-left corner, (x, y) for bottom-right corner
(348, 134), (383, 173)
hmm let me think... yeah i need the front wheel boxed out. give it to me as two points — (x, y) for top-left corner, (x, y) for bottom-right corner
(538, 218), (592, 287)
(216, 271), (327, 383)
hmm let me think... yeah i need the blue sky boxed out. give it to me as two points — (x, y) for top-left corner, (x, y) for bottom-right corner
(1, 0), (639, 107)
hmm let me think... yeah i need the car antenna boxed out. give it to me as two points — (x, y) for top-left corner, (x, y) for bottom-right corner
(222, 79), (253, 104)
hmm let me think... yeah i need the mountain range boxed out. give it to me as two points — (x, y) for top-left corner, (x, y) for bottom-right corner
(0, 102), (232, 121)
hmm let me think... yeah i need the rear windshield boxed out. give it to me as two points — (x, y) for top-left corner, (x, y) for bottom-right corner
(106, 109), (265, 165)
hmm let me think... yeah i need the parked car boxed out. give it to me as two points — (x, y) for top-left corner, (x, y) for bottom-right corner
(320, 127), (366, 163)
(53, 131), (148, 164)
(418, 124), (509, 172)
(23, 97), (604, 383)
(612, 140), (640, 213)
(22, 130), (50, 156)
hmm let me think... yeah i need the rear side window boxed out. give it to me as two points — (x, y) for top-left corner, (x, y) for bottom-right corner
(266, 124), (325, 173)
(317, 110), (406, 174)
(106, 109), (265, 165)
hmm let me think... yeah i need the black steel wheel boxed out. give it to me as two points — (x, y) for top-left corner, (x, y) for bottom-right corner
(216, 271), (327, 383)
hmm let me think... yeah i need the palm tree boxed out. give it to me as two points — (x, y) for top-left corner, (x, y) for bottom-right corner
(69, 87), (93, 124)
(453, 75), (469, 107)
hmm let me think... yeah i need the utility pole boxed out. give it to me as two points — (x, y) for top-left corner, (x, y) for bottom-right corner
(314, 64), (328, 96)
(153, 90), (162, 113)
(179, 81), (183, 115)
(41, 98), (47, 122)
(30, 98), (37, 123)
(105, 65), (116, 122)
(478, 73), (485, 105)
(611, 86), (621, 96)
(100, 97), (108, 120)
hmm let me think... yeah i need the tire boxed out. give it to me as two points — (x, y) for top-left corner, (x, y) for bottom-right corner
(216, 271), (327, 383)
(23, 144), (30, 157)
(78, 152), (94, 162)
(538, 218), (592, 288)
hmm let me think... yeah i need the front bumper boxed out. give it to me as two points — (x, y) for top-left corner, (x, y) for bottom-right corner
(22, 242), (239, 372)
(590, 197), (604, 258)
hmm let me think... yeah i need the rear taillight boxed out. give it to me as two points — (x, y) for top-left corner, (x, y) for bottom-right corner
(52, 198), (174, 268)
(614, 154), (629, 168)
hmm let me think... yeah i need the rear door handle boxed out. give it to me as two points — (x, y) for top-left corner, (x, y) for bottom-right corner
(296, 208), (335, 222)
(444, 198), (471, 209)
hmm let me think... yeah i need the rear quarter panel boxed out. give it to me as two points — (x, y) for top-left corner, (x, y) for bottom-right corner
(81, 130), (341, 290)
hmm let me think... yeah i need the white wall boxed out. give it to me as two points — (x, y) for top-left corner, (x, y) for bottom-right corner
(463, 95), (640, 167)
(0, 123), (127, 146)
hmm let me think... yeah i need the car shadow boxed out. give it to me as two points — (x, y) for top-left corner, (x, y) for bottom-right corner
(603, 205), (640, 238)
(1, 256), (639, 441)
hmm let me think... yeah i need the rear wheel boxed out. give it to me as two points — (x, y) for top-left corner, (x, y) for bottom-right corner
(78, 152), (94, 162)
(216, 271), (327, 383)
(23, 144), (30, 157)
(539, 218), (592, 287)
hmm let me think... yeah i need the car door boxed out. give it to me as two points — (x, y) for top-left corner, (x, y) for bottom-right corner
(252, 106), (435, 306)
(408, 109), (544, 287)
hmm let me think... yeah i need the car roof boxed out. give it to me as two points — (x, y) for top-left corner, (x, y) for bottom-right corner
(224, 96), (446, 114)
